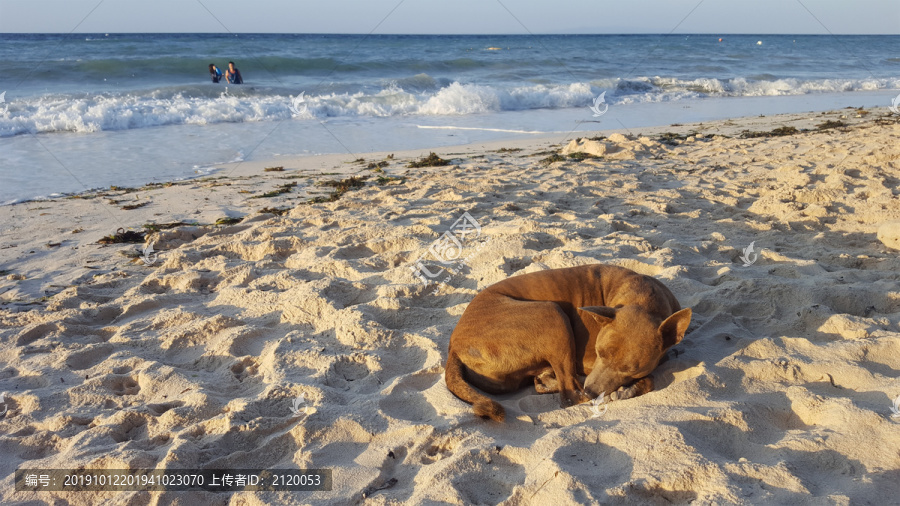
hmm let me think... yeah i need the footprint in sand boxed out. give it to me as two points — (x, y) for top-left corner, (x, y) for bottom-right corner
(378, 371), (441, 422)
(230, 357), (259, 381)
(325, 355), (372, 391)
(147, 401), (182, 416)
(109, 376), (141, 396)
(15, 323), (59, 347)
(64, 344), (114, 371)
(419, 438), (456, 465)
(450, 450), (522, 505)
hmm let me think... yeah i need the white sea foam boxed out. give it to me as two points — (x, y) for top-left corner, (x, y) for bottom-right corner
(2, 76), (898, 137)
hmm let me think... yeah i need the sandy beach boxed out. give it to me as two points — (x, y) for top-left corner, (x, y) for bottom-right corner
(2, 106), (900, 504)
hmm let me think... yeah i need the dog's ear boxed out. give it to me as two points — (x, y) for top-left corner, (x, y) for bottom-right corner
(659, 308), (692, 348)
(577, 306), (617, 325)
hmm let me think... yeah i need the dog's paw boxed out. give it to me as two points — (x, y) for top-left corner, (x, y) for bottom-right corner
(534, 369), (560, 394)
(612, 377), (654, 401)
(561, 389), (592, 407)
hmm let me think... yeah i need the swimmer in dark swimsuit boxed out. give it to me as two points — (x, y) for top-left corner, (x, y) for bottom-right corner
(225, 61), (243, 84)
(209, 63), (222, 83)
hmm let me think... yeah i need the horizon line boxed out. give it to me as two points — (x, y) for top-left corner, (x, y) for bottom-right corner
(2, 31), (899, 36)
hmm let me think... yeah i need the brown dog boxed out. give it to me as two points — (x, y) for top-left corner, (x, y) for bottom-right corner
(445, 264), (691, 421)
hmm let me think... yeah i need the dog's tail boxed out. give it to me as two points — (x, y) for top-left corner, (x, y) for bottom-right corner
(445, 351), (505, 422)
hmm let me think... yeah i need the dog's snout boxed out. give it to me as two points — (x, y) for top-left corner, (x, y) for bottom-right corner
(584, 366), (625, 399)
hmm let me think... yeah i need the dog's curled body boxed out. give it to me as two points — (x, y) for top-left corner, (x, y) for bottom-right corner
(445, 264), (691, 421)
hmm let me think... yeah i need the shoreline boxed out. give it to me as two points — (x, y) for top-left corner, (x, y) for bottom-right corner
(1, 105), (896, 305)
(3, 89), (896, 205)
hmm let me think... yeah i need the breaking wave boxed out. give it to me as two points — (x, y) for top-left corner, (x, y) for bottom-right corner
(2, 74), (897, 137)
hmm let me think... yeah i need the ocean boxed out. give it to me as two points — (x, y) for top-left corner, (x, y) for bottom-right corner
(1, 33), (899, 203)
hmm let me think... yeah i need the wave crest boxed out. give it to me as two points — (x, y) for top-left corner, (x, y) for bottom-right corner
(1, 75), (897, 137)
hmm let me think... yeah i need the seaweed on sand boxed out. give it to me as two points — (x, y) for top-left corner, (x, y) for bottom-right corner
(252, 182), (297, 199)
(740, 126), (799, 138)
(407, 153), (450, 168)
(306, 176), (369, 204)
(98, 228), (145, 244)
(540, 153), (566, 165)
(215, 217), (243, 226)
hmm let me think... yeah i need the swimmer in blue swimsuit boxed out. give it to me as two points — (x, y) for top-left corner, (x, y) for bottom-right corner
(209, 63), (222, 83)
(225, 61), (243, 84)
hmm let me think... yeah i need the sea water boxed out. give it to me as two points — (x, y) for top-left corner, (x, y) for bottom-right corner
(1, 33), (899, 203)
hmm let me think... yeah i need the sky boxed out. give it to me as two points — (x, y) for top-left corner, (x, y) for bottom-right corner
(0, 0), (898, 35)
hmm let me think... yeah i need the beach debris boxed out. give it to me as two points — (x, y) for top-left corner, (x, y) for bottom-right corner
(263, 166), (284, 172)
(568, 152), (599, 161)
(407, 152), (450, 168)
(319, 176), (368, 191)
(362, 478), (398, 498)
(142, 182), (175, 189)
(816, 120), (845, 130)
(821, 373), (841, 389)
(109, 186), (140, 194)
(0, 393), (7, 418)
(367, 160), (389, 171)
(658, 132), (694, 145)
(740, 126), (799, 138)
(376, 176), (405, 185)
(121, 201), (150, 211)
(98, 228), (145, 244)
(215, 217), (243, 226)
(876, 221), (900, 250)
(307, 176), (369, 204)
(540, 153), (566, 165)
(890, 394), (900, 420)
(251, 182), (297, 199)
(258, 207), (290, 216)
(142, 222), (191, 233)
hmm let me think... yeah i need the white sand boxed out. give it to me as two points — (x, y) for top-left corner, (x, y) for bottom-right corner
(2, 107), (900, 504)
